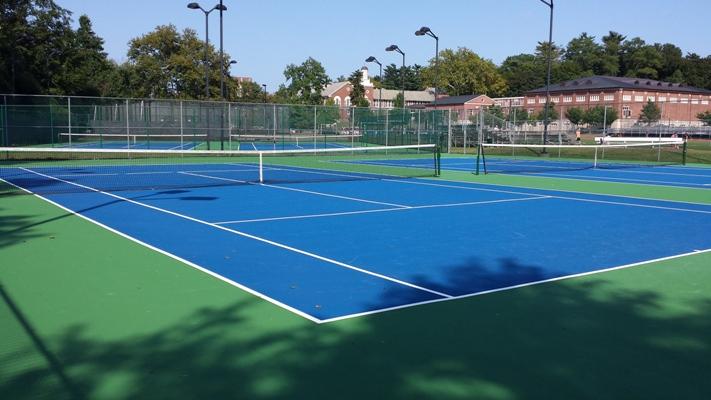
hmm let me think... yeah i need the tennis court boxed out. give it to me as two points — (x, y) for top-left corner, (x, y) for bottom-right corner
(354, 144), (711, 189)
(3, 145), (710, 322)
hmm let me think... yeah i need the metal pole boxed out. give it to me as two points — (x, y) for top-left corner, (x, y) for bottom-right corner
(401, 53), (406, 107)
(435, 36), (439, 100)
(125, 99), (130, 148)
(541, 0), (554, 153)
(379, 62), (383, 109)
(180, 100), (184, 149)
(219, 0), (224, 99)
(204, 12), (209, 98)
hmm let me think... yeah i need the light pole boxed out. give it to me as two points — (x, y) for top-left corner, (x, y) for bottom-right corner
(262, 84), (267, 103)
(365, 56), (382, 109)
(539, 0), (554, 153)
(415, 26), (439, 101)
(187, 2), (225, 99)
(385, 45), (406, 108)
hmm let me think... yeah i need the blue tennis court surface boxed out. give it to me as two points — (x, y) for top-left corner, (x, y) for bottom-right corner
(354, 157), (711, 189)
(2, 162), (711, 322)
(59, 140), (201, 150)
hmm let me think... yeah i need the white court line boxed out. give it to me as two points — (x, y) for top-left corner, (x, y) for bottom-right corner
(53, 167), (260, 178)
(19, 167), (452, 300)
(381, 178), (711, 214)
(251, 142), (258, 151)
(180, 171), (411, 208)
(320, 248), (711, 323)
(212, 196), (551, 225)
(0, 175), (323, 323)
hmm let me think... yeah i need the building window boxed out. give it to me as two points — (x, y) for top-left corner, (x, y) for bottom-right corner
(590, 95), (600, 102)
(345, 96), (351, 107)
(634, 95), (644, 102)
(658, 96), (667, 102)
(576, 95), (585, 102)
(563, 96), (572, 103)
(692, 99), (699, 104)
(622, 106), (631, 118)
(334, 96), (341, 106)
(647, 96), (655, 102)
(538, 97), (546, 104)
(670, 97), (678, 103)
(702, 100), (710, 105)
(550, 96), (559, 103)
(527, 98), (535, 104)
(681, 98), (689, 104)
(622, 95), (632, 101)
(604, 95), (614, 101)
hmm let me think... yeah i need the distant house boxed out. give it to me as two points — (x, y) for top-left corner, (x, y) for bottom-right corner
(321, 67), (435, 109)
(524, 76), (711, 126)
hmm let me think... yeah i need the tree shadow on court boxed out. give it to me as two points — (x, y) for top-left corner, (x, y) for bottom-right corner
(2, 257), (711, 400)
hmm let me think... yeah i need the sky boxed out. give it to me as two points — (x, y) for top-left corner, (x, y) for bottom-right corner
(57, 0), (711, 92)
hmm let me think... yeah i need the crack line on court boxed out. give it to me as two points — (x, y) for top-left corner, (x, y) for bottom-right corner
(19, 167), (451, 300)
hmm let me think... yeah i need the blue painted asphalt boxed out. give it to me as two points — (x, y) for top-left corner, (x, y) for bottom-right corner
(3, 163), (711, 321)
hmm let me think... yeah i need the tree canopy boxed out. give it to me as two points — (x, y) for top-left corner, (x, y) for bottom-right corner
(422, 47), (507, 97)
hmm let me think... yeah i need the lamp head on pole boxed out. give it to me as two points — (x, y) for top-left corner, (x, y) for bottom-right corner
(365, 56), (381, 66)
(385, 45), (404, 56)
(187, 2), (201, 9)
(214, 4), (227, 10)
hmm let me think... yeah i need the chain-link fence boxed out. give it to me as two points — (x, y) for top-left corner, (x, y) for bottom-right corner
(0, 94), (452, 152)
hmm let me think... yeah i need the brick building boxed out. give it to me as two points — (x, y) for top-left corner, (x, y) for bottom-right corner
(321, 67), (435, 109)
(524, 76), (711, 127)
(425, 94), (495, 122)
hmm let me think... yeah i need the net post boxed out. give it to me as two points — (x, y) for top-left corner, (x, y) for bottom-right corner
(594, 146), (598, 168)
(475, 143), (481, 175)
(434, 144), (441, 176)
(258, 152), (264, 183)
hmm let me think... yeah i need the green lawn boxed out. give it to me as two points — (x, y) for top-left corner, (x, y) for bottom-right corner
(1, 164), (711, 399)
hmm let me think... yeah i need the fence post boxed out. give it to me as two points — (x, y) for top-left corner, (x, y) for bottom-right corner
(125, 99), (131, 148)
(67, 97), (72, 146)
(447, 109), (452, 153)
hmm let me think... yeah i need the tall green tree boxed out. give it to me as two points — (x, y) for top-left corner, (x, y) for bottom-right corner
(126, 24), (234, 99)
(423, 47), (507, 96)
(347, 69), (369, 107)
(499, 54), (545, 96)
(55, 15), (113, 96)
(621, 38), (663, 79)
(0, 0), (74, 94)
(563, 33), (604, 76)
(639, 100), (661, 124)
(565, 107), (585, 126)
(682, 54), (711, 90)
(278, 57), (330, 105)
(583, 106), (618, 127)
(601, 31), (626, 76)
(381, 64), (424, 91)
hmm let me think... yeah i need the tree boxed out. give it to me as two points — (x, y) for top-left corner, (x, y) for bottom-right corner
(126, 24), (235, 99)
(565, 107), (585, 126)
(656, 43), (684, 81)
(347, 70), (370, 107)
(278, 57), (330, 105)
(639, 101), (661, 124)
(535, 102), (559, 122)
(233, 80), (267, 103)
(0, 0), (74, 94)
(422, 47), (507, 96)
(621, 37), (663, 79)
(601, 31), (626, 76)
(393, 92), (404, 108)
(381, 64), (424, 91)
(697, 111), (711, 126)
(499, 54), (545, 97)
(583, 106), (618, 127)
(563, 33), (604, 76)
(682, 54), (711, 90)
(55, 15), (113, 96)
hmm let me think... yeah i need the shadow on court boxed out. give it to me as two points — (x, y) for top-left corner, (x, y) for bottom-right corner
(2, 263), (710, 400)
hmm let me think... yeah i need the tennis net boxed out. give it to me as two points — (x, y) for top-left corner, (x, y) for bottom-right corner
(477, 142), (687, 174)
(0, 144), (440, 195)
